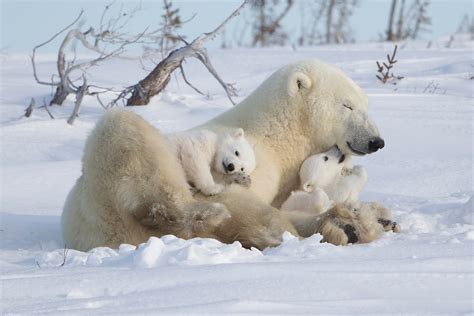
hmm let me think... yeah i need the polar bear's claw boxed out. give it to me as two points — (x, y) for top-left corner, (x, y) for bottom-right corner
(377, 218), (401, 233)
(391, 222), (401, 233)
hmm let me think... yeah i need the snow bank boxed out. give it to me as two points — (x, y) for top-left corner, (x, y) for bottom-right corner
(36, 235), (263, 268)
(36, 233), (339, 269)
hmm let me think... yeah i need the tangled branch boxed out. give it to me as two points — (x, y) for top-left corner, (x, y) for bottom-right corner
(113, 0), (248, 107)
(29, 3), (161, 124)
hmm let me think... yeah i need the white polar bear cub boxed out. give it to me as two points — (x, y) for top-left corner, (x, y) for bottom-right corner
(281, 147), (367, 214)
(168, 128), (257, 196)
(281, 187), (334, 215)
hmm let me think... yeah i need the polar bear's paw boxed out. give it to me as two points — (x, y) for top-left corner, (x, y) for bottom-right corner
(136, 202), (183, 228)
(187, 201), (231, 236)
(317, 202), (398, 246)
(361, 202), (401, 233)
(377, 218), (401, 233)
(317, 205), (359, 245)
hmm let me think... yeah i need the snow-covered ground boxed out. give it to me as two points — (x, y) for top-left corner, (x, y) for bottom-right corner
(1, 42), (473, 314)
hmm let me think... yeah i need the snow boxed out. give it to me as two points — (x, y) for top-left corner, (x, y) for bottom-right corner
(1, 41), (473, 314)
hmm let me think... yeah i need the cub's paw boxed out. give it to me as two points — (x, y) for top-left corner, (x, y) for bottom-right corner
(200, 183), (225, 196)
(229, 172), (252, 187)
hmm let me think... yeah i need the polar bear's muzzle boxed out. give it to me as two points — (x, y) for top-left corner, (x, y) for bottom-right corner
(367, 137), (385, 153)
(346, 137), (385, 155)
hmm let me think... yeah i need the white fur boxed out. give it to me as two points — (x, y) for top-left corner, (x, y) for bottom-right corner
(299, 148), (368, 207)
(62, 60), (395, 251)
(167, 128), (256, 196)
(280, 188), (334, 214)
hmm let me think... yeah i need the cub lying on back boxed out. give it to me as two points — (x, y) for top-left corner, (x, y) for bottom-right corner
(281, 147), (367, 214)
(167, 128), (256, 196)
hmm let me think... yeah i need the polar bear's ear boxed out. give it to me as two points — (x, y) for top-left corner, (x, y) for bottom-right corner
(233, 128), (244, 139)
(287, 72), (312, 97)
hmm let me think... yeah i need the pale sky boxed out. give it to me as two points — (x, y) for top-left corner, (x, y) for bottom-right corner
(1, 0), (472, 53)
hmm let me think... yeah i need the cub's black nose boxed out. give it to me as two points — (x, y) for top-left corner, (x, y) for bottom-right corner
(227, 163), (235, 172)
(368, 137), (385, 153)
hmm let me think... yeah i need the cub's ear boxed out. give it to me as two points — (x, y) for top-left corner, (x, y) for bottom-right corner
(287, 72), (312, 97)
(303, 182), (314, 193)
(233, 128), (244, 138)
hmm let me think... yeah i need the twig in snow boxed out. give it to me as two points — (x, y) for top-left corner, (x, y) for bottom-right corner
(24, 98), (35, 118)
(60, 246), (70, 267)
(376, 45), (404, 85)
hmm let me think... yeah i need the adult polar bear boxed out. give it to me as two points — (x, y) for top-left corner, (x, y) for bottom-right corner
(62, 59), (389, 251)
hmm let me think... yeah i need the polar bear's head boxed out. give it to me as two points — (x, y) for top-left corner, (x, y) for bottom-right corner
(285, 60), (385, 156)
(299, 147), (347, 192)
(214, 128), (257, 176)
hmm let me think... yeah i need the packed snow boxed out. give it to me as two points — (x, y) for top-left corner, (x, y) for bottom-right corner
(1, 40), (473, 314)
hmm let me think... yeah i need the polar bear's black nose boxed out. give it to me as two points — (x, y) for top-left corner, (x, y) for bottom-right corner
(368, 137), (385, 153)
(227, 163), (235, 172)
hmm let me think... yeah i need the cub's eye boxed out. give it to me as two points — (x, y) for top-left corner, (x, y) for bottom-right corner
(324, 156), (329, 161)
(235, 151), (240, 156)
(343, 103), (353, 110)
(241, 167), (244, 171)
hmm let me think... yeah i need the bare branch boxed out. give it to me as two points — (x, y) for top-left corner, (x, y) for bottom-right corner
(251, 0), (293, 47)
(121, 1), (247, 106)
(180, 65), (205, 95)
(31, 10), (84, 86)
(42, 98), (55, 119)
(67, 78), (88, 125)
(96, 94), (108, 109)
(194, 49), (237, 104)
(201, 0), (249, 43)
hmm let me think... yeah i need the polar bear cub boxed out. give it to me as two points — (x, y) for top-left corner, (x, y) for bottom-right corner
(281, 147), (367, 214)
(300, 148), (367, 206)
(281, 187), (334, 215)
(168, 128), (257, 196)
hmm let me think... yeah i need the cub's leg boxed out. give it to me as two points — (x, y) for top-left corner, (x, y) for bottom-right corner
(180, 148), (224, 196)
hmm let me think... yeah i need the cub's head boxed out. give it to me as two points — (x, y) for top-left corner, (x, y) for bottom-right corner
(300, 147), (347, 192)
(214, 128), (257, 175)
